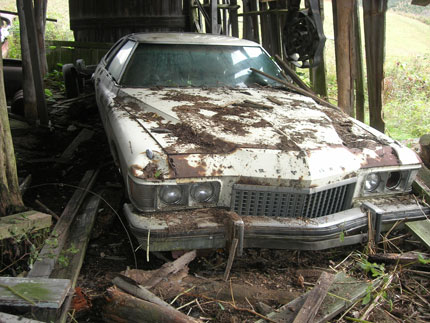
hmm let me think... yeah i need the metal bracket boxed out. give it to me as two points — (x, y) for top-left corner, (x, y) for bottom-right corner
(361, 202), (384, 243)
(225, 211), (244, 256)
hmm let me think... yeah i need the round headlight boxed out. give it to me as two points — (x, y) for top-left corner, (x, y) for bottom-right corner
(364, 173), (381, 192)
(159, 186), (182, 204)
(191, 183), (214, 203)
(387, 171), (401, 190)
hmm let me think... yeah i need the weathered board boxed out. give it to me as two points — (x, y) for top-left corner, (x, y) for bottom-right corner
(0, 211), (51, 240)
(0, 277), (71, 308)
(0, 312), (44, 323)
(406, 220), (430, 249)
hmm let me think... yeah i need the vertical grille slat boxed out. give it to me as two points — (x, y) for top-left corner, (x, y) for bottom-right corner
(231, 182), (355, 219)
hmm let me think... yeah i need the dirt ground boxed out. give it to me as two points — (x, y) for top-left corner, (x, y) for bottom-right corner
(3, 89), (430, 323)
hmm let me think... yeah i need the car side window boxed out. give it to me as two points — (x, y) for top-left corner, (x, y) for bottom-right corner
(107, 40), (135, 83)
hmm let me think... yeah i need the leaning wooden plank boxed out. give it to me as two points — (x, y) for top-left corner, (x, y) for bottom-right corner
(292, 272), (335, 323)
(49, 194), (102, 323)
(57, 128), (94, 163)
(368, 252), (430, 264)
(0, 211), (51, 240)
(274, 55), (316, 95)
(0, 277), (70, 308)
(103, 286), (200, 323)
(406, 220), (430, 249)
(0, 311), (44, 322)
(28, 170), (98, 278)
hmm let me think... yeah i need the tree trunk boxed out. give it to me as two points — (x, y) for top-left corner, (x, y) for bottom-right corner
(0, 58), (25, 217)
(34, 0), (48, 75)
(16, 0), (38, 124)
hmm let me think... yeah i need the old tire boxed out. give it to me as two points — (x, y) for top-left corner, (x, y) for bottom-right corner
(63, 63), (80, 98)
(11, 89), (24, 116)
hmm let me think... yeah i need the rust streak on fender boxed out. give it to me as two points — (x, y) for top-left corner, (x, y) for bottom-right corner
(361, 146), (400, 168)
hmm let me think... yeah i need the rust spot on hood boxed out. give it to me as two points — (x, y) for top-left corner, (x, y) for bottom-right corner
(360, 146), (400, 168)
(168, 155), (207, 178)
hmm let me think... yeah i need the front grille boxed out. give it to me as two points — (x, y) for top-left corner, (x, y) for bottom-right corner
(231, 181), (356, 218)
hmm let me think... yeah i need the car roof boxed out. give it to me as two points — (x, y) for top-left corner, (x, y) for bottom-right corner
(127, 32), (260, 47)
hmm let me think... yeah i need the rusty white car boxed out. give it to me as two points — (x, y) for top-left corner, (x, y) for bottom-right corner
(94, 32), (428, 253)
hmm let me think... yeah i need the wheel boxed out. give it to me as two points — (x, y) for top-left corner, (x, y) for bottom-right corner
(11, 89), (24, 116)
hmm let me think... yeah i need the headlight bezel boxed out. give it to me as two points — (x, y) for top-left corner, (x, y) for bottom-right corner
(128, 176), (221, 211)
(361, 168), (418, 196)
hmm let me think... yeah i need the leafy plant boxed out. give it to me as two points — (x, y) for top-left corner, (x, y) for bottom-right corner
(359, 259), (385, 278)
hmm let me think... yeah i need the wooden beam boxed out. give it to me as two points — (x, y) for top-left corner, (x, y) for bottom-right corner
(353, 0), (365, 122)
(333, 0), (355, 117)
(49, 194), (102, 323)
(363, 0), (387, 132)
(0, 211), (51, 240)
(411, 0), (430, 6)
(230, 0), (239, 37)
(28, 170), (98, 278)
(0, 277), (70, 308)
(22, 0), (49, 126)
(275, 55), (316, 94)
(406, 220), (430, 249)
(57, 129), (94, 163)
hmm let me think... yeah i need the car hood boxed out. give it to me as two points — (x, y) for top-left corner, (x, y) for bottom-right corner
(115, 87), (419, 183)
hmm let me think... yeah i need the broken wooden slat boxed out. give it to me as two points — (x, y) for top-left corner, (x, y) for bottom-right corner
(412, 0), (430, 6)
(0, 211), (51, 240)
(275, 55), (316, 95)
(113, 276), (174, 310)
(223, 238), (238, 281)
(19, 174), (32, 196)
(57, 128), (94, 163)
(0, 277), (70, 308)
(368, 252), (430, 264)
(28, 169), (98, 278)
(143, 250), (197, 289)
(292, 272), (336, 323)
(0, 311), (44, 323)
(103, 287), (199, 323)
(406, 220), (430, 249)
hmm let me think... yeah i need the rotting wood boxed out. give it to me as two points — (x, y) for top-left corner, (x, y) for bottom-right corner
(292, 272), (335, 323)
(353, 0), (365, 122)
(250, 68), (340, 111)
(275, 55), (315, 95)
(0, 312), (44, 323)
(57, 128), (94, 163)
(256, 272), (377, 323)
(49, 194), (102, 323)
(223, 238), (238, 281)
(419, 134), (430, 168)
(368, 252), (430, 264)
(103, 286), (200, 323)
(0, 210), (51, 240)
(19, 174), (32, 196)
(28, 169), (98, 278)
(113, 275), (175, 310)
(143, 250), (197, 289)
(406, 220), (430, 249)
(0, 277), (70, 308)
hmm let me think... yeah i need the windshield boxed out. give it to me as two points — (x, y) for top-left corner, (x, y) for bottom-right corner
(120, 44), (285, 88)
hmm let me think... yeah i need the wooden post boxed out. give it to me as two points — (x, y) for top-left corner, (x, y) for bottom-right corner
(353, 0), (365, 122)
(211, 0), (219, 34)
(243, 0), (260, 42)
(0, 57), (25, 217)
(332, 0), (355, 116)
(363, 0), (387, 132)
(22, 0), (49, 126)
(310, 0), (327, 98)
(16, 0), (38, 124)
(230, 0), (239, 37)
(34, 0), (48, 76)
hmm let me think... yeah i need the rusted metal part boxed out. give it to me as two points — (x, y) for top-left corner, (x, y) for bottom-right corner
(362, 146), (400, 168)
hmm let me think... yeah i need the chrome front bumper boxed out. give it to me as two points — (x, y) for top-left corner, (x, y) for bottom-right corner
(124, 196), (430, 252)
